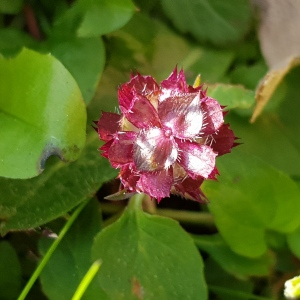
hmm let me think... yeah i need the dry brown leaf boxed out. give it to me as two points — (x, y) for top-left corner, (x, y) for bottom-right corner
(251, 56), (300, 122)
(251, 0), (300, 122)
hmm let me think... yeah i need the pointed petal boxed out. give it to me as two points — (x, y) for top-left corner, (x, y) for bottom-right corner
(201, 97), (224, 134)
(99, 140), (113, 159)
(133, 127), (178, 171)
(160, 67), (188, 101)
(119, 164), (140, 192)
(127, 74), (160, 97)
(176, 139), (217, 178)
(208, 123), (239, 156)
(118, 86), (161, 129)
(174, 177), (208, 203)
(137, 168), (173, 202)
(158, 93), (203, 139)
(208, 166), (219, 179)
(108, 132), (136, 167)
(96, 112), (121, 141)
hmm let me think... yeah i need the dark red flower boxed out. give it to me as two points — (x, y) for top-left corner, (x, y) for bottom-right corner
(96, 67), (238, 202)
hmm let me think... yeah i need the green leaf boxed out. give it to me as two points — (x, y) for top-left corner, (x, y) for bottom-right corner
(0, 48), (86, 179)
(76, 0), (136, 37)
(0, 132), (117, 235)
(287, 227), (300, 260)
(39, 198), (107, 300)
(53, 0), (135, 37)
(0, 29), (36, 57)
(202, 149), (300, 258)
(228, 112), (300, 177)
(49, 37), (105, 104)
(0, 0), (23, 14)
(193, 234), (274, 277)
(205, 259), (254, 300)
(161, 0), (252, 46)
(207, 84), (255, 110)
(105, 13), (235, 84)
(0, 241), (22, 299)
(92, 195), (208, 300)
(229, 61), (268, 90)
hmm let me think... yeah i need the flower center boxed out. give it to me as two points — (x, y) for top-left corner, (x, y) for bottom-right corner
(164, 128), (172, 138)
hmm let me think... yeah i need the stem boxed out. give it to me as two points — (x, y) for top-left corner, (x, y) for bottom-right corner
(209, 285), (273, 300)
(157, 209), (215, 227)
(71, 260), (102, 300)
(17, 200), (88, 300)
(127, 193), (145, 211)
(100, 202), (215, 227)
(23, 4), (43, 40)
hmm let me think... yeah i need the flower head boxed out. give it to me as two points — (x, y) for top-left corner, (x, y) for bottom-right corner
(96, 67), (238, 202)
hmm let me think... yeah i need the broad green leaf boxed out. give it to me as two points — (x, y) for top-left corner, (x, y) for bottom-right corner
(0, 48), (86, 179)
(0, 0), (23, 14)
(76, 0), (136, 37)
(49, 37), (105, 104)
(161, 0), (252, 46)
(229, 61), (268, 90)
(105, 13), (235, 84)
(207, 84), (255, 110)
(0, 132), (117, 235)
(185, 48), (235, 83)
(0, 29), (36, 57)
(193, 234), (274, 277)
(287, 227), (300, 260)
(228, 67), (300, 177)
(0, 241), (22, 299)
(92, 196), (207, 300)
(205, 259), (254, 300)
(203, 149), (300, 258)
(39, 198), (107, 300)
(228, 113), (300, 177)
(53, 0), (135, 37)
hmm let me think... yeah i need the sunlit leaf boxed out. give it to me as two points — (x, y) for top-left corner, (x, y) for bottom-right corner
(0, 48), (86, 179)
(207, 84), (255, 110)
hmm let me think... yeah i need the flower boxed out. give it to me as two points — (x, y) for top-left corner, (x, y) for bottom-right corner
(95, 67), (238, 202)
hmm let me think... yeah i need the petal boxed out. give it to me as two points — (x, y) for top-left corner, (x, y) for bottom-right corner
(108, 132), (136, 167)
(99, 140), (113, 159)
(118, 86), (161, 129)
(174, 176), (208, 203)
(134, 127), (178, 171)
(96, 112), (121, 141)
(208, 123), (239, 156)
(160, 67), (188, 101)
(137, 168), (173, 202)
(119, 164), (140, 192)
(127, 73), (160, 98)
(201, 97), (224, 134)
(158, 93), (203, 139)
(176, 139), (217, 179)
